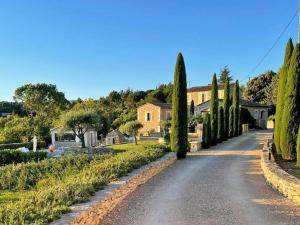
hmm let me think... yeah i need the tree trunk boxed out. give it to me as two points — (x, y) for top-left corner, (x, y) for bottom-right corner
(134, 136), (137, 145)
(80, 136), (86, 148)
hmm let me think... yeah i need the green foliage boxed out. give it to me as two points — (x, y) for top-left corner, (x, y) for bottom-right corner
(202, 113), (211, 148)
(240, 108), (255, 126)
(0, 101), (25, 116)
(297, 125), (300, 167)
(0, 147), (165, 224)
(218, 66), (233, 83)
(188, 114), (203, 131)
(243, 70), (278, 106)
(0, 150), (47, 167)
(218, 106), (224, 142)
(280, 43), (300, 160)
(59, 109), (102, 148)
(171, 53), (188, 159)
(190, 100), (195, 115)
(119, 120), (143, 145)
(275, 39), (294, 154)
(210, 74), (219, 145)
(160, 120), (171, 135)
(232, 80), (240, 136)
(223, 77), (230, 140)
(229, 106), (234, 137)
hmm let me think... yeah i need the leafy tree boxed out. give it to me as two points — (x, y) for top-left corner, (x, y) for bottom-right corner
(280, 43), (300, 160)
(160, 120), (171, 136)
(275, 39), (294, 154)
(119, 121), (143, 145)
(210, 74), (219, 145)
(190, 100), (195, 115)
(243, 70), (277, 106)
(229, 106), (234, 137)
(202, 113), (211, 148)
(218, 66), (233, 83)
(188, 114), (203, 132)
(218, 106), (224, 142)
(59, 109), (102, 148)
(223, 77), (230, 140)
(171, 53), (188, 159)
(232, 80), (240, 136)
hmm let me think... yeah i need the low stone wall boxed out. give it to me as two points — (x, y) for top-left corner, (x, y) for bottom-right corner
(261, 142), (300, 205)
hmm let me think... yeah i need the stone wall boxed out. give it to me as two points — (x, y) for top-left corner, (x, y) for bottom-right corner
(261, 142), (300, 205)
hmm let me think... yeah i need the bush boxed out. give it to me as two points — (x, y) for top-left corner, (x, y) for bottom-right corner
(0, 142), (46, 151)
(202, 113), (211, 148)
(0, 150), (48, 167)
(0, 147), (165, 224)
(218, 106), (224, 142)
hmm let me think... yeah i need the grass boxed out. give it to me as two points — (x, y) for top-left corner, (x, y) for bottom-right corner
(110, 140), (158, 151)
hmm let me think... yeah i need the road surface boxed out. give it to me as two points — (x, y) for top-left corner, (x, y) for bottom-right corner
(102, 131), (300, 225)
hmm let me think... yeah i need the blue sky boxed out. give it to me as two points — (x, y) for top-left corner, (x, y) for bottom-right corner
(0, 0), (299, 101)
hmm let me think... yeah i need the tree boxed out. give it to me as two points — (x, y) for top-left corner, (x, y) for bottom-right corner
(210, 74), (219, 145)
(190, 100), (195, 115)
(280, 43), (300, 160)
(120, 121), (143, 145)
(59, 109), (102, 148)
(243, 70), (277, 106)
(171, 53), (188, 159)
(188, 114), (203, 132)
(218, 106), (224, 142)
(229, 106), (234, 138)
(223, 77), (230, 140)
(160, 120), (171, 136)
(202, 113), (211, 148)
(232, 80), (240, 136)
(218, 66), (233, 83)
(296, 125), (300, 167)
(275, 39), (294, 154)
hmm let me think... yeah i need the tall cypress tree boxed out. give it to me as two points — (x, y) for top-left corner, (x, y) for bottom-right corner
(275, 39), (294, 154)
(296, 125), (300, 167)
(280, 43), (300, 160)
(190, 100), (195, 115)
(232, 80), (240, 136)
(218, 106), (224, 142)
(229, 106), (234, 138)
(210, 74), (219, 145)
(202, 113), (211, 148)
(171, 53), (188, 159)
(223, 77), (230, 140)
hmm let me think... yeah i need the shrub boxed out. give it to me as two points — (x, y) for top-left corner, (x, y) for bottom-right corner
(0, 150), (47, 167)
(0, 142), (46, 151)
(229, 106), (234, 137)
(202, 113), (211, 148)
(218, 106), (224, 142)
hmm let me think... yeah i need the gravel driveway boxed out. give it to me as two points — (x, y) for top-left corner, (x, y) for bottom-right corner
(101, 131), (300, 225)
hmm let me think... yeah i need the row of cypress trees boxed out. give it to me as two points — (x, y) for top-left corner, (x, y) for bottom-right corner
(274, 39), (300, 166)
(202, 75), (241, 148)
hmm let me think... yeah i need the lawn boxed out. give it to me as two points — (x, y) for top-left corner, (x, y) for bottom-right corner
(0, 140), (168, 225)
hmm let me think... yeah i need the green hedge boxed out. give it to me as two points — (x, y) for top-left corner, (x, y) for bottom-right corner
(0, 142), (46, 151)
(0, 150), (48, 167)
(0, 147), (165, 225)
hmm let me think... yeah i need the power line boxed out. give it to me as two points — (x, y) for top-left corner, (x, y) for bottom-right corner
(242, 7), (300, 83)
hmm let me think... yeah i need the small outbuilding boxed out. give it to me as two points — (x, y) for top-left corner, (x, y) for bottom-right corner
(105, 130), (126, 145)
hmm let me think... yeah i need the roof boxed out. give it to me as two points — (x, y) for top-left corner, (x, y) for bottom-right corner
(196, 99), (269, 108)
(107, 130), (124, 137)
(187, 84), (226, 93)
(139, 102), (172, 109)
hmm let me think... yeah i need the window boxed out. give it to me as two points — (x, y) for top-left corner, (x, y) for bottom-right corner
(166, 111), (171, 120)
(202, 93), (205, 103)
(146, 112), (152, 121)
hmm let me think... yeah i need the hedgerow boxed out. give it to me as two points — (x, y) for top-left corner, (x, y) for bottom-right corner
(0, 150), (47, 166)
(0, 147), (166, 224)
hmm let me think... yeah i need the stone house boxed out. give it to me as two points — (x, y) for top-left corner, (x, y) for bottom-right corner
(137, 103), (172, 136)
(105, 130), (126, 145)
(187, 84), (229, 106)
(50, 127), (98, 148)
(195, 99), (269, 129)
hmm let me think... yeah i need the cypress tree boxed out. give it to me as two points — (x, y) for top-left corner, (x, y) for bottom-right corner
(190, 100), (195, 115)
(275, 39), (294, 154)
(296, 125), (300, 167)
(232, 80), (240, 136)
(223, 77), (230, 140)
(171, 53), (188, 159)
(210, 74), (219, 145)
(280, 44), (300, 160)
(218, 106), (224, 142)
(202, 113), (211, 148)
(229, 106), (234, 138)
